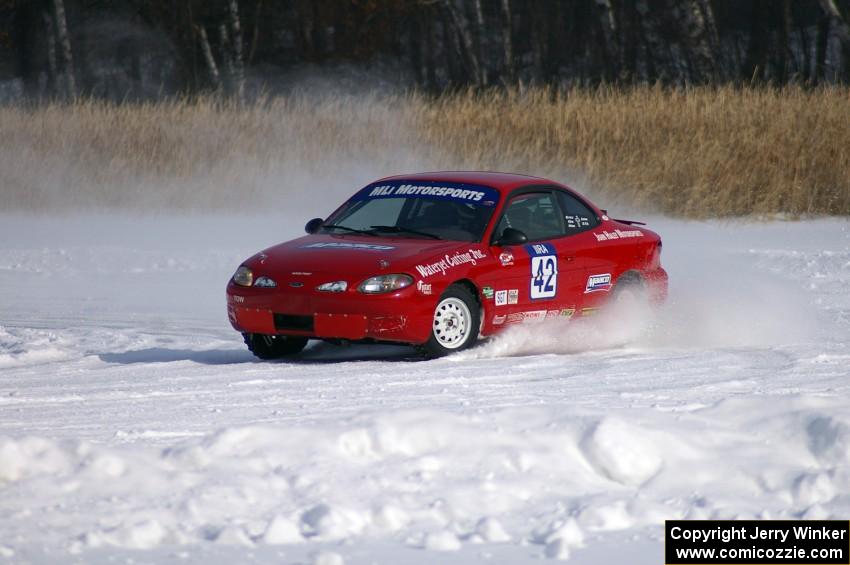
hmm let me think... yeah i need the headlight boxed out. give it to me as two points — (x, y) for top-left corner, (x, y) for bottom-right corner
(232, 266), (253, 287)
(316, 280), (348, 293)
(254, 276), (277, 288)
(358, 274), (413, 294)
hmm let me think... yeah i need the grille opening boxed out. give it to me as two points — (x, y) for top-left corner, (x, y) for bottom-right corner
(273, 313), (314, 332)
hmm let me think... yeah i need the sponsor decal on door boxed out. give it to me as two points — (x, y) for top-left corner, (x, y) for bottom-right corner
(525, 243), (558, 300)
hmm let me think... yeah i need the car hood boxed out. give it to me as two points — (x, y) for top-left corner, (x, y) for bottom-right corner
(245, 234), (475, 278)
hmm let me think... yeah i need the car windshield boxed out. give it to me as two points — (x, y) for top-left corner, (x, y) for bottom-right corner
(322, 181), (500, 242)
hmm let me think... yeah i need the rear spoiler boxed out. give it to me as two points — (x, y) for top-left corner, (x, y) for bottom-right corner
(612, 218), (646, 226)
(600, 209), (647, 226)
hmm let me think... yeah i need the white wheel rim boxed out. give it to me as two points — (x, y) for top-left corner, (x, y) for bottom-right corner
(433, 297), (472, 350)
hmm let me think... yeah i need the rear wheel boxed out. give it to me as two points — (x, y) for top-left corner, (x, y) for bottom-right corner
(610, 273), (647, 307)
(420, 285), (480, 358)
(243, 333), (308, 360)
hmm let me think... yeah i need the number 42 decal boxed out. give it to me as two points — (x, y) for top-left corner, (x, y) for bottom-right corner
(526, 243), (558, 300)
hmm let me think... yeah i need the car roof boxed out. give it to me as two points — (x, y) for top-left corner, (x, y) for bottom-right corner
(374, 171), (560, 194)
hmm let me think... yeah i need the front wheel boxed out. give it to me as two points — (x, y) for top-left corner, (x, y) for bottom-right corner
(419, 285), (480, 358)
(243, 333), (308, 360)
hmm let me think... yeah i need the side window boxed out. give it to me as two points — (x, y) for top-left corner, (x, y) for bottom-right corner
(557, 191), (599, 234)
(495, 192), (566, 242)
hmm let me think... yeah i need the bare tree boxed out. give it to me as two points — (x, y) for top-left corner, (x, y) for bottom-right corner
(593, 0), (619, 80)
(776, 0), (791, 83)
(196, 26), (222, 92)
(622, 0), (640, 80)
(674, 0), (718, 83)
(227, 0), (246, 102)
(42, 12), (57, 96)
(636, 0), (674, 82)
(219, 23), (234, 84)
(818, 0), (850, 41)
(248, 0), (263, 64)
(472, 0), (488, 85)
(52, 0), (75, 98)
(443, 0), (483, 86)
(500, 0), (515, 83)
(814, 13), (831, 84)
(818, 0), (850, 80)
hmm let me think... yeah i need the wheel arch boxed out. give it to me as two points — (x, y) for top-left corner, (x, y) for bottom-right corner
(616, 269), (644, 287)
(449, 278), (481, 304)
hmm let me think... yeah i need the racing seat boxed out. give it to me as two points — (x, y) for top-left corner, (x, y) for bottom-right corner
(505, 206), (534, 236)
(531, 204), (563, 237)
(417, 201), (461, 228)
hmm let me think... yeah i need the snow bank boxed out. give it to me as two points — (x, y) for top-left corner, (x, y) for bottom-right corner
(0, 216), (847, 562)
(3, 397), (850, 560)
(0, 326), (75, 369)
(580, 417), (663, 486)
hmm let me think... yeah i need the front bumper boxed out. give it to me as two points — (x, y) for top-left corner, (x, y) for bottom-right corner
(226, 282), (433, 344)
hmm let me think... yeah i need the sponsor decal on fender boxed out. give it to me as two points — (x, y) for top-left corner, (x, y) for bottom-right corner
(492, 315), (506, 325)
(508, 289), (519, 304)
(415, 248), (488, 278)
(482, 286), (494, 299)
(416, 281), (432, 295)
(593, 229), (644, 242)
(303, 242), (395, 251)
(495, 290), (508, 306)
(524, 310), (547, 323)
(585, 273), (612, 293)
(499, 252), (514, 266)
(506, 312), (525, 324)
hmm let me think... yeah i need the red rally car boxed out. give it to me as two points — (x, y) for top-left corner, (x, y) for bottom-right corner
(227, 172), (668, 358)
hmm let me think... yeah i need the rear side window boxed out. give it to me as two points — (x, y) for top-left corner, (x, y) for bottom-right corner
(557, 191), (599, 233)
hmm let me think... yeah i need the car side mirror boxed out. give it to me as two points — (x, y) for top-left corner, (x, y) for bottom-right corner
(495, 227), (528, 246)
(305, 218), (324, 234)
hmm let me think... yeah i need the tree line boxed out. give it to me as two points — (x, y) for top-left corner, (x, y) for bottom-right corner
(2, 0), (850, 101)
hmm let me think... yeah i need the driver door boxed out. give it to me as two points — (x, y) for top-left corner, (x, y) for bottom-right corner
(482, 191), (586, 327)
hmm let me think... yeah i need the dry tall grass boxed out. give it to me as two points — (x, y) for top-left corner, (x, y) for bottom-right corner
(1, 87), (847, 217)
(415, 86), (850, 217)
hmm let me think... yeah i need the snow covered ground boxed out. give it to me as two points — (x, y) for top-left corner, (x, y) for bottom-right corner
(1, 214), (848, 564)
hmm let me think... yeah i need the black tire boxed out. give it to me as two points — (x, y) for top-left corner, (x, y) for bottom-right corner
(419, 284), (480, 358)
(244, 333), (309, 360)
(610, 272), (647, 306)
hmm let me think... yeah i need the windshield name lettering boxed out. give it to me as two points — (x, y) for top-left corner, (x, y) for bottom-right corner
(369, 184), (486, 202)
